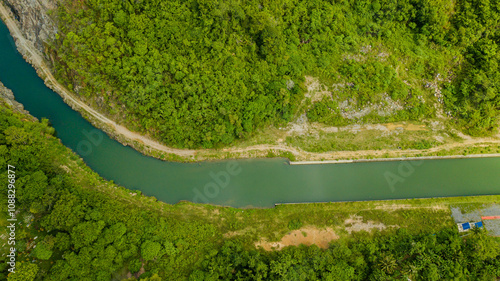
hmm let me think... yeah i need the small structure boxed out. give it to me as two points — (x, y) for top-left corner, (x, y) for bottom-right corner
(457, 221), (483, 233)
(481, 216), (500, 220)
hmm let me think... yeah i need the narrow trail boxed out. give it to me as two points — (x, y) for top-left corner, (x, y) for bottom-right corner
(0, 4), (196, 157)
(228, 138), (500, 161)
(1, 3), (500, 162)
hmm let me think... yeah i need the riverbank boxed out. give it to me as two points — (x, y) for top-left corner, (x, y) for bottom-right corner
(2, 93), (499, 279)
(1, 2), (500, 164)
(290, 153), (500, 165)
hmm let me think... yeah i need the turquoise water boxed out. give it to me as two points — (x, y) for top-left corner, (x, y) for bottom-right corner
(1, 21), (499, 208)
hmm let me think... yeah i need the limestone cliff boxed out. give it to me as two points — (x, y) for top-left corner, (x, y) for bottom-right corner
(1, 0), (57, 57)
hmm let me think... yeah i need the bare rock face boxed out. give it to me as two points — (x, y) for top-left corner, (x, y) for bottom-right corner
(0, 81), (29, 114)
(3, 0), (58, 55)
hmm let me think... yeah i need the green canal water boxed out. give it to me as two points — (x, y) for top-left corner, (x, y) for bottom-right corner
(1, 21), (499, 208)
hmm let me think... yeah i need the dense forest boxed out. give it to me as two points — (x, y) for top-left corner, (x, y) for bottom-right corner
(1, 101), (500, 280)
(50, 0), (500, 148)
(193, 230), (500, 280)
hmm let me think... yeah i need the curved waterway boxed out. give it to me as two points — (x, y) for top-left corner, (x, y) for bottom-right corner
(1, 21), (499, 208)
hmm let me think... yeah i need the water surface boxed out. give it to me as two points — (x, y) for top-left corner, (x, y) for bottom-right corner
(1, 21), (499, 208)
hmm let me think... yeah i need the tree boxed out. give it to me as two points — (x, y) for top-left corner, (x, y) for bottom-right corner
(141, 240), (162, 261)
(129, 259), (142, 273)
(33, 241), (53, 260)
(7, 263), (39, 281)
(42, 191), (85, 231)
(17, 171), (48, 204)
(71, 220), (106, 249)
(377, 253), (397, 274)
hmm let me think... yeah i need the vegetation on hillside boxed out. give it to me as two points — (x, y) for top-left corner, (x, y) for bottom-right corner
(51, 0), (500, 148)
(0, 101), (499, 280)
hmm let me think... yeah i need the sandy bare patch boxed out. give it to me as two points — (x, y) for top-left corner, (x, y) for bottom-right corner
(373, 204), (447, 211)
(59, 165), (71, 173)
(321, 126), (339, 133)
(310, 122), (339, 133)
(430, 204), (449, 211)
(406, 124), (427, 131)
(454, 130), (472, 140)
(255, 227), (339, 251)
(287, 113), (309, 135)
(434, 135), (445, 143)
(374, 204), (412, 210)
(337, 94), (404, 120)
(311, 122), (427, 136)
(385, 123), (426, 131)
(344, 215), (393, 234)
(304, 76), (332, 103)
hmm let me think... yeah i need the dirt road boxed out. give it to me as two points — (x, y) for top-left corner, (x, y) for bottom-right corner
(1, 3), (500, 162)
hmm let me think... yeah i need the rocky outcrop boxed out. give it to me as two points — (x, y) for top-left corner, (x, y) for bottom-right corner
(1, 0), (58, 56)
(0, 81), (30, 114)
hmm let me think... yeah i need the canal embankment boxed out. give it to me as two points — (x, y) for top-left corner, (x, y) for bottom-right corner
(289, 153), (500, 165)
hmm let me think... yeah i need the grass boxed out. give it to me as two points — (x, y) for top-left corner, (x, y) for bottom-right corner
(195, 195), (500, 245)
(286, 128), (440, 152)
(422, 144), (500, 157)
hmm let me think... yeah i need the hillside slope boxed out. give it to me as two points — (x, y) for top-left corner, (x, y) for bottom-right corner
(48, 0), (500, 149)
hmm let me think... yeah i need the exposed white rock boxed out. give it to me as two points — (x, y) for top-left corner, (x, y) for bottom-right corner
(3, 0), (58, 56)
